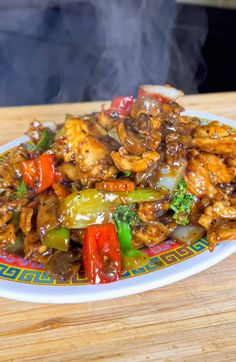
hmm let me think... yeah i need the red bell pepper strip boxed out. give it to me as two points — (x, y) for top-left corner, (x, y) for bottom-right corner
(138, 87), (170, 103)
(108, 96), (134, 116)
(83, 224), (121, 284)
(21, 154), (55, 194)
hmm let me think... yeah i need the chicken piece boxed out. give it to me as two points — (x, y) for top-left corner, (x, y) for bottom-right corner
(137, 200), (170, 223)
(53, 135), (73, 162)
(0, 212), (12, 227)
(196, 152), (235, 184)
(192, 122), (236, 154)
(8, 145), (28, 178)
(57, 162), (79, 181)
(37, 191), (59, 241)
(193, 121), (230, 138)
(111, 147), (160, 173)
(0, 224), (16, 247)
(189, 199), (204, 225)
(65, 115), (107, 153)
(132, 221), (172, 248)
(0, 197), (28, 215)
(213, 201), (236, 218)
(184, 158), (219, 199)
(198, 201), (236, 229)
(64, 116), (118, 186)
(0, 160), (16, 188)
(24, 231), (52, 264)
(56, 115), (106, 163)
(198, 205), (215, 230)
(224, 154), (236, 168)
(20, 207), (34, 233)
(207, 221), (236, 251)
(76, 136), (118, 186)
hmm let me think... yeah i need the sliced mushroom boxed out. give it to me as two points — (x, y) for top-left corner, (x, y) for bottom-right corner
(116, 120), (146, 155)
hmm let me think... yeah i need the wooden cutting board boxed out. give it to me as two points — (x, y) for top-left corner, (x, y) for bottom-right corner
(0, 92), (236, 361)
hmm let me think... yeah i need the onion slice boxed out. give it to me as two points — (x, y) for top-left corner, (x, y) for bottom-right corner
(171, 223), (206, 245)
(156, 159), (187, 193)
(139, 85), (184, 101)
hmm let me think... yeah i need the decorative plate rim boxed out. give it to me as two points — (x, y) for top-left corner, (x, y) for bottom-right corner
(0, 110), (236, 303)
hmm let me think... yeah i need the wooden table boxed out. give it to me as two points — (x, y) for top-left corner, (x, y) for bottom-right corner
(0, 93), (236, 361)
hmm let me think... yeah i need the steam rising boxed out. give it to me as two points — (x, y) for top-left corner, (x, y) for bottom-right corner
(0, 0), (207, 105)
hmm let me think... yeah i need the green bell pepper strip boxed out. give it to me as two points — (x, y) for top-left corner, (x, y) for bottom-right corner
(36, 130), (53, 150)
(113, 205), (149, 270)
(43, 227), (70, 252)
(55, 126), (65, 140)
(26, 130), (53, 152)
(6, 232), (24, 257)
(121, 249), (149, 271)
(61, 189), (169, 229)
(115, 219), (133, 252)
(14, 180), (27, 198)
(11, 212), (20, 225)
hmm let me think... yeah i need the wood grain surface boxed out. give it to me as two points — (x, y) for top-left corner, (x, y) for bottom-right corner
(0, 93), (236, 362)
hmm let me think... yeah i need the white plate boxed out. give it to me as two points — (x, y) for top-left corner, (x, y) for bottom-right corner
(0, 110), (236, 303)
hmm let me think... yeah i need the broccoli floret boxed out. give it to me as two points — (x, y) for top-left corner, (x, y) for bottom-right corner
(170, 179), (194, 226)
(113, 205), (140, 227)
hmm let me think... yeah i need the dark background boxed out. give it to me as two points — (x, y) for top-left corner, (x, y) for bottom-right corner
(0, 1), (235, 106)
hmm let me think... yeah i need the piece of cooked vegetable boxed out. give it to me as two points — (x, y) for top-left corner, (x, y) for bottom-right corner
(54, 126), (65, 140)
(170, 179), (194, 225)
(36, 130), (54, 151)
(108, 96), (134, 116)
(122, 249), (149, 271)
(138, 85), (184, 101)
(171, 223), (205, 245)
(107, 128), (121, 144)
(123, 171), (132, 177)
(96, 180), (135, 192)
(6, 232), (24, 257)
(21, 154), (55, 193)
(14, 179), (27, 197)
(126, 189), (169, 203)
(156, 159), (187, 192)
(113, 205), (149, 270)
(61, 189), (112, 229)
(43, 227), (70, 252)
(83, 224), (121, 284)
(61, 189), (169, 229)
(52, 182), (69, 200)
(113, 205), (140, 251)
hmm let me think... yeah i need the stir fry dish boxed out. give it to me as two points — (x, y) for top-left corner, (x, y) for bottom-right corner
(0, 85), (236, 284)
